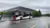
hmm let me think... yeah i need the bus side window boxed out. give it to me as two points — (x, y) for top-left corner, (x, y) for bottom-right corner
(16, 15), (18, 17)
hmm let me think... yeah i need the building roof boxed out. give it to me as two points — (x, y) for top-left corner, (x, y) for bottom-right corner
(7, 6), (35, 13)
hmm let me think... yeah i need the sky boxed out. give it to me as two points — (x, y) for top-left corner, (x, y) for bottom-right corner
(0, 0), (50, 14)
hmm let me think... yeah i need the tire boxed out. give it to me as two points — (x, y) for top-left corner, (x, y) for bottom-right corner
(20, 17), (23, 20)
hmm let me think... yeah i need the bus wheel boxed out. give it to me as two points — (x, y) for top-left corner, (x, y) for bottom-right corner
(20, 17), (23, 20)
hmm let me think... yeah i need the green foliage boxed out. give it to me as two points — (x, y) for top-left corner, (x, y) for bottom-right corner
(43, 14), (50, 16)
(3, 12), (8, 15)
(32, 10), (41, 17)
(0, 12), (8, 15)
(0, 12), (3, 15)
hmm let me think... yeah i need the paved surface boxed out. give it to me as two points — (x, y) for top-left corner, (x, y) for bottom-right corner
(0, 17), (36, 28)
(0, 20), (11, 28)
(0, 16), (50, 28)
(35, 16), (50, 28)
(11, 18), (36, 28)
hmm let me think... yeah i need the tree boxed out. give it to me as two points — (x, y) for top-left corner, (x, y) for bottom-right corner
(0, 12), (3, 20)
(0, 12), (8, 20)
(3, 12), (8, 15)
(32, 10), (41, 17)
(38, 10), (41, 16)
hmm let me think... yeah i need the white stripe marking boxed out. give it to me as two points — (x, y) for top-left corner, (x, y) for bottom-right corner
(31, 25), (36, 28)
